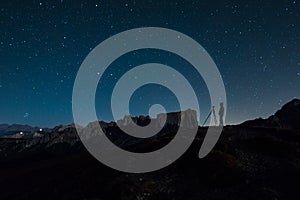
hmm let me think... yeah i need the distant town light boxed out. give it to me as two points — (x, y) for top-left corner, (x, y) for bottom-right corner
(20, 132), (23, 135)
(39, 128), (43, 132)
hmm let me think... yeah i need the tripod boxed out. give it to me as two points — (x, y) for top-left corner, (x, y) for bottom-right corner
(202, 106), (218, 127)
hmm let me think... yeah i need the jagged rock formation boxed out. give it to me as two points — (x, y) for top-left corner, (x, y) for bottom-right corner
(116, 109), (198, 129)
(0, 109), (198, 140)
(241, 98), (300, 130)
(0, 100), (299, 199)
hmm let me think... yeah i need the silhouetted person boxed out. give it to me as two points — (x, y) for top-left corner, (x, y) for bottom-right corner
(218, 102), (224, 126)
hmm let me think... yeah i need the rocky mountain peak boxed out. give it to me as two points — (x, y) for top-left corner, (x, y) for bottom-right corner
(241, 98), (300, 130)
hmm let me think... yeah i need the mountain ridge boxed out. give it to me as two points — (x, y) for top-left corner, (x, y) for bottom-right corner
(241, 98), (300, 130)
(0, 99), (299, 199)
(1, 98), (299, 138)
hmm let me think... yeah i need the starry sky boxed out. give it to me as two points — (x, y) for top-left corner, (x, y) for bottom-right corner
(0, 0), (299, 127)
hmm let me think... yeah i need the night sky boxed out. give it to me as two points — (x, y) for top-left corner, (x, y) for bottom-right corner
(0, 0), (299, 127)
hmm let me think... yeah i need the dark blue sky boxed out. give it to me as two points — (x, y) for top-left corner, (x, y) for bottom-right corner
(0, 0), (299, 127)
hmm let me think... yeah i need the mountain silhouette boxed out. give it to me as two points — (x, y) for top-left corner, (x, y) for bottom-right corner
(0, 99), (299, 199)
(241, 98), (300, 130)
(0, 124), (49, 137)
(1, 99), (299, 139)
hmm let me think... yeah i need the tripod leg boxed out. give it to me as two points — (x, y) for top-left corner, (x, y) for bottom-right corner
(213, 112), (217, 126)
(202, 111), (212, 127)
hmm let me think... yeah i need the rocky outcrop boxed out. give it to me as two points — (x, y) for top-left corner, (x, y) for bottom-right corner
(241, 98), (300, 130)
(272, 98), (300, 129)
(116, 109), (198, 129)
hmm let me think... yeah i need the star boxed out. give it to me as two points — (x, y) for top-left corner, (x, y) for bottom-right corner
(0, 0), (299, 126)
(263, 65), (268, 72)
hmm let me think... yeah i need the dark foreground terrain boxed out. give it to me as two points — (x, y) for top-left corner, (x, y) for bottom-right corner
(0, 126), (299, 200)
(0, 99), (299, 200)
